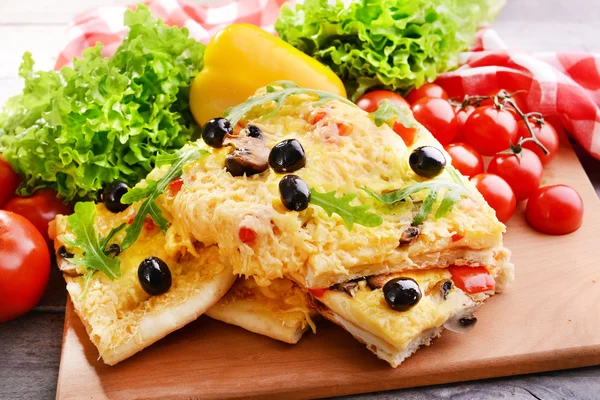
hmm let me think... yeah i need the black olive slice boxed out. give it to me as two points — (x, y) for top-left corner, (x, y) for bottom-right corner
(269, 139), (306, 173)
(138, 256), (172, 296)
(383, 277), (422, 312)
(409, 146), (446, 178)
(202, 118), (232, 148)
(279, 175), (311, 211)
(103, 182), (130, 213)
(58, 246), (74, 259)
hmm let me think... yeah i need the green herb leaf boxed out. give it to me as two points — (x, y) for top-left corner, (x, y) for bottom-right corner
(371, 99), (416, 129)
(65, 202), (121, 280)
(364, 166), (471, 225)
(224, 81), (356, 127)
(309, 189), (383, 230)
(119, 145), (208, 251)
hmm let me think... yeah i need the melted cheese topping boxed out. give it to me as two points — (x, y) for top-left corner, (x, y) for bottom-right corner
(319, 269), (474, 350)
(214, 277), (317, 332)
(159, 91), (505, 287)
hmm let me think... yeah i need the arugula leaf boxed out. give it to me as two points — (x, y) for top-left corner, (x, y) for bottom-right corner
(65, 202), (121, 280)
(309, 189), (383, 230)
(224, 80), (357, 127)
(371, 100), (416, 130)
(119, 145), (209, 251)
(364, 166), (471, 226)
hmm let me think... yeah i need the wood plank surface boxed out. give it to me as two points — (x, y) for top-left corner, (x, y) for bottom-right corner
(1, 0), (600, 399)
(55, 133), (600, 399)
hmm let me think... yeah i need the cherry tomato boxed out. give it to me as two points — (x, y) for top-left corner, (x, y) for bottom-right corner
(487, 149), (543, 202)
(356, 90), (410, 113)
(448, 266), (495, 294)
(0, 211), (51, 323)
(464, 106), (518, 156)
(238, 227), (257, 244)
(0, 156), (20, 208)
(471, 173), (517, 223)
(445, 143), (484, 177)
(454, 105), (475, 143)
(406, 83), (449, 104)
(4, 189), (73, 242)
(526, 185), (584, 235)
(517, 119), (560, 166)
(411, 97), (458, 145)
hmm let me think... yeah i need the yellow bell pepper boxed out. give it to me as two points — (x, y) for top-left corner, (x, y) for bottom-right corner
(189, 24), (347, 126)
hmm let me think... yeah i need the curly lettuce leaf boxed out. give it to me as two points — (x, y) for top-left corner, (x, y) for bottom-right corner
(275, 0), (504, 100)
(0, 5), (205, 201)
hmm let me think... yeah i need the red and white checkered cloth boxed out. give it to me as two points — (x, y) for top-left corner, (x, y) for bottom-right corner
(55, 0), (600, 159)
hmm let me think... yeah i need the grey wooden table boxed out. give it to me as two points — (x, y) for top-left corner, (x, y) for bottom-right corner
(1, 1), (600, 399)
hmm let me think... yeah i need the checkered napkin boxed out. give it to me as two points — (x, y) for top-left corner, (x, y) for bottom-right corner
(55, 0), (600, 159)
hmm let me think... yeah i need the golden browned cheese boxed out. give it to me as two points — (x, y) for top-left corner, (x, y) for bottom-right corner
(158, 92), (506, 288)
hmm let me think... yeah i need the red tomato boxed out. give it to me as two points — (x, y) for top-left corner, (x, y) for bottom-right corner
(0, 211), (51, 323)
(308, 288), (327, 298)
(356, 90), (410, 113)
(406, 83), (449, 104)
(4, 189), (73, 242)
(238, 227), (257, 244)
(392, 121), (418, 146)
(516, 119), (560, 166)
(454, 105), (475, 143)
(471, 173), (517, 223)
(448, 266), (495, 294)
(445, 143), (484, 177)
(411, 97), (458, 145)
(487, 149), (543, 201)
(0, 156), (20, 208)
(526, 185), (584, 235)
(463, 106), (518, 156)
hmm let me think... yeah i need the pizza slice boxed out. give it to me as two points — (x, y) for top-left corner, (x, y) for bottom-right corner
(314, 264), (512, 367)
(52, 201), (316, 365)
(206, 277), (318, 344)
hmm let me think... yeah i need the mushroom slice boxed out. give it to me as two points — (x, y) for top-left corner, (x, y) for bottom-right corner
(331, 281), (360, 297)
(444, 309), (478, 334)
(398, 226), (420, 246)
(366, 274), (394, 290)
(223, 135), (270, 177)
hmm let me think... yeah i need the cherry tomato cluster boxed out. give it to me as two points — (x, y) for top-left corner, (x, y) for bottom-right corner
(0, 156), (72, 323)
(356, 85), (584, 235)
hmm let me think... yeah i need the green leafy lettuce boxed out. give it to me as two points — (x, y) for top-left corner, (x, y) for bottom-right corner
(275, 0), (504, 100)
(0, 5), (205, 202)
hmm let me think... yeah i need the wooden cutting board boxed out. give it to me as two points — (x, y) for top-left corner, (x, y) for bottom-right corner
(56, 135), (600, 400)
